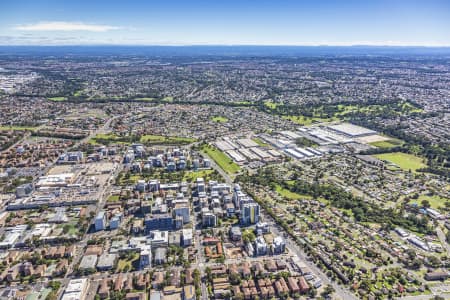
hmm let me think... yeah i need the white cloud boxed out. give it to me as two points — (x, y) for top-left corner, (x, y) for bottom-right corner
(14, 21), (121, 32)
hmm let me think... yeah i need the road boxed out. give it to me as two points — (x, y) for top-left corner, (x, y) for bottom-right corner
(263, 212), (357, 300)
(200, 151), (234, 185)
(397, 293), (450, 300)
(54, 115), (124, 299)
(436, 222), (450, 255)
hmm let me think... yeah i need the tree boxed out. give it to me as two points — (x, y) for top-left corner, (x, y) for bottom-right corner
(421, 199), (431, 208)
(322, 285), (336, 298)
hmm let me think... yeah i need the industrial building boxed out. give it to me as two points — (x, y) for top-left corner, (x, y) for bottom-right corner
(327, 123), (377, 137)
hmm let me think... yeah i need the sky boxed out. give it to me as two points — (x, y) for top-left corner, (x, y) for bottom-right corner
(0, 0), (449, 46)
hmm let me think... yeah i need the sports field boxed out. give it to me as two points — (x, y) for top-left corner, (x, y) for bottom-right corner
(374, 152), (426, 172)
(369, 138), (403, 148)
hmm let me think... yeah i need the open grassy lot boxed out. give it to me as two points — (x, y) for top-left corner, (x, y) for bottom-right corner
(117, 253), (139, 272)
(134, 97), (155, 101)
(58, 223), (79, 235)
(369, 138), (403, 148)
(374, 152), (427, 172)
(282, 115), (337, 125)
(201, 145), (240, 174)
(182, 169), (215, 182)
(89, 133), (131, 145)
(275, 184), (307, 200)
(0, 125), (38, 131)
(107, 195), (120, 202)
(47, 97), (67, 101)
(162, 96), (174, 102)
(264, 100), (279, 109)
(140, 134), (196, 144)
(410, 194), (449, 210)
(211, 116), (228, 123)
(232, 101), (252, 105)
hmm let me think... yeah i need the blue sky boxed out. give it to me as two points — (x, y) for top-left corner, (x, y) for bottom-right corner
(0, 0), (449, 46)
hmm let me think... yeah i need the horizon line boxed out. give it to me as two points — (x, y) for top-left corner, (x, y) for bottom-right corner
(1, 44), (450, 48)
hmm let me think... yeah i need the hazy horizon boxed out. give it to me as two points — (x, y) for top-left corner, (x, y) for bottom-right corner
(1, 0), (449, 46)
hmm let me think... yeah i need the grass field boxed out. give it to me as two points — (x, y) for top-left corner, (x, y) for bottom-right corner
(282, 115), (337, 125)
(211, 116), (228, 123)
(410, 194), (449, 210)
(201, 145), (240, 174)
(264, 100), (279, 109)
(162, 96), (174, 102)
(73, 90), (83, 97)
(135, 97), (155, 101)
(374, 152), (427, 172)
(58, 223), (79, 235)
(107, 195), (120, 202)
(47, 97), (67, 101)
(182, 169), (215, 182)
(275, 184), (307, 200)
(369, 138), (403, 148)
(117, 253), (139, 272)
(140, 134), (196, 144)
(231, 101), (252, 105)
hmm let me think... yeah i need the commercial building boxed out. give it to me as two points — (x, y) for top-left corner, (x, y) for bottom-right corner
(149, 230), (169, 249)
(61, 278), (89, 300)
(182, 229), (193, 247)
(97, 253), (117, 271)
(79, 255), (98, 270)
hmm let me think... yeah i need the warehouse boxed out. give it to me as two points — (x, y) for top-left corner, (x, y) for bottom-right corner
(238, 148), (259, 161)
(226, 150), (246, 163)
(215, 141), (235, 151)
(222, 137), (239, 149)
(250, 147), (271, 159)
(327, 123), (377, 137)
(236, 138), (259, 148)
(284, 148), (304, 159)
(268, 149), (282, 157)
(295, 147), (315, 157)
(280, 131), (301, 139)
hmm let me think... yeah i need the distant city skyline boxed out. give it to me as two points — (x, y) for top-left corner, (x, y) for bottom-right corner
(0, 0), (449, 46)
